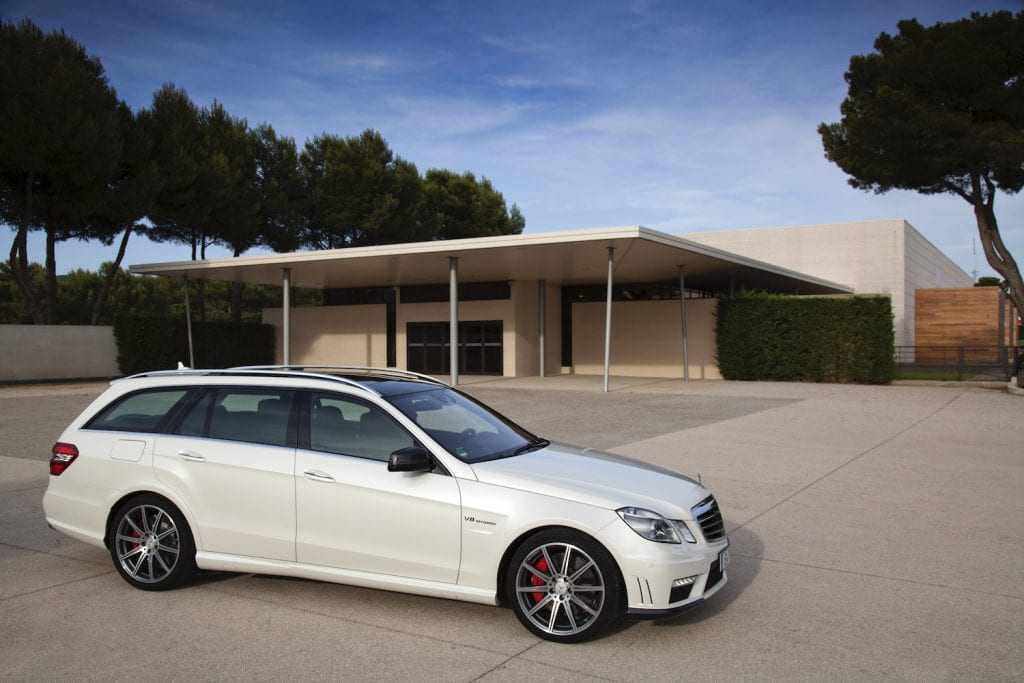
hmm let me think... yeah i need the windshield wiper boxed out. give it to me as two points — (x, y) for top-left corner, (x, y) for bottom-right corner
(508, 438), (550, 457)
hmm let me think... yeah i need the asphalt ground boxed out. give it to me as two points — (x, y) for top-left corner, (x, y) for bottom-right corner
(1, 377), (1022, 681)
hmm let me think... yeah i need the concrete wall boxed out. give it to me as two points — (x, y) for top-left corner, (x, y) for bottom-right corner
(682, 220), (972, 347)
(571, 299), (720, 379)
(0, 325), (120, 381)
(263, 305), (388, 366)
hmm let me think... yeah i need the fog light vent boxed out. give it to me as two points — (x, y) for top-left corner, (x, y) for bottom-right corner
(669, 575), (697, 603)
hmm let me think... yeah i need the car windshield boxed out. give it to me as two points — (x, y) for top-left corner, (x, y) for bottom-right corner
(387, 387), (546, 463)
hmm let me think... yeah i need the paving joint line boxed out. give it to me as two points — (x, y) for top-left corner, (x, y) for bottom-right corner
(731, 551), (1024, 602)
(731, 391), (965, 533)
(198, 581), (524, 658)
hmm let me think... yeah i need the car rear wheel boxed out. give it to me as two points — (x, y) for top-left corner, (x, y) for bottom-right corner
(507, 529), (622, 643)
(109, 495), (196, 590)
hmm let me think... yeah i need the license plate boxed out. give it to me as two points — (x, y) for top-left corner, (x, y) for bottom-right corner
(718, 549), (729, 572)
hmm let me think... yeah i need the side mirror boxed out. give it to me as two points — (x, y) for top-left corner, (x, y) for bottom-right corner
(388, 446), (434, 473)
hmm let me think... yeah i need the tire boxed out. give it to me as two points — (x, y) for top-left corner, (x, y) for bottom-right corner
(506, 528), (623, 643)
(109, 494), (197, 591)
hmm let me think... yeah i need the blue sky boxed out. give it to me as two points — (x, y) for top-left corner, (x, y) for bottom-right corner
(5, 0), (1023, 279)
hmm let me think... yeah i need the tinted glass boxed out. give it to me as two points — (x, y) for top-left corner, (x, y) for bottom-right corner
(174, 390), (212, 437)
(388, 388), (533, 462)
(310, 393), (415, 462)
(87, 389), (189, 433)
(207, 388), (294, 447)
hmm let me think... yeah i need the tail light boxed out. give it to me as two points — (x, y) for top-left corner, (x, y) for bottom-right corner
(50, 442), (79, 476)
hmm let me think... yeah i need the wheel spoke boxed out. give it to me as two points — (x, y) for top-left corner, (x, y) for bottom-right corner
(572, 584), (604, 593)
(153, 550), (173, 576)
(570, 595), (599, 617)
(124, 516), (144, 537)
(539, 546), (556, 576)
(563, 600), (578, 632)
(151, 509), (168, 533)
(155, 525), (176, 542)
(546, 599), (562, 632)
(522, 562), (550, 583)
(128, 551), (146, 577)
(118, 544), (144, 563)
(527, 594), (554, 617)
(568, 559), (595, 583)
(559, 544), (573, 576)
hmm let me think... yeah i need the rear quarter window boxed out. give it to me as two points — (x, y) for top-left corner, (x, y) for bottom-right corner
(85, 389), (189, 433)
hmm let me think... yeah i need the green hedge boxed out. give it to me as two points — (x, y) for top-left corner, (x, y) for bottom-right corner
(716, 293), (894, 384)
(114, 317), (275, 375)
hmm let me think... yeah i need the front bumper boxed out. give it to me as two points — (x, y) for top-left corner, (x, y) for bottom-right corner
(599, 521), (730, 618)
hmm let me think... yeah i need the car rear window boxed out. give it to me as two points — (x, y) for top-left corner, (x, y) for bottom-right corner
(86, 389), (189, 433)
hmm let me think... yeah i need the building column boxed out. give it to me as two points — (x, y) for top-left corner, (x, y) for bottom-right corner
(603, 247), (615, 393)
(183, 275), (195, 368)
(449, 256), (459, 386)
(282, 267), (291, 365)
(679, 265), (689, 382)
(538, 280), (546, 378)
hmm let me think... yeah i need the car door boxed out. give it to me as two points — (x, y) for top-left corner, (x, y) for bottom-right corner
(295, 391), (461, 583)
(153, 387), (297, 561)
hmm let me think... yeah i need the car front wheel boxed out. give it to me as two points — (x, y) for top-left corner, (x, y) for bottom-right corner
(109, 495), (196, 590)
(507, 529), (622, 643)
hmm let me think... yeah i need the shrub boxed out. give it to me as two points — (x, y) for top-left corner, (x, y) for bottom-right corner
(716, 293), (894, 384)
(114, 317), (275, 375)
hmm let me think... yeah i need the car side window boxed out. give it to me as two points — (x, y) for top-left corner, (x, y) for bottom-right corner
(206, 388), (294, 447)
(310, 392), (415, 462)
(174, 390), (213, 437)
(86, 389), (189, 433)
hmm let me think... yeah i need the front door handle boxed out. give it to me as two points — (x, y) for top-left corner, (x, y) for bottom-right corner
(303, 469), (335, 483)
(177, 450), (206, 462)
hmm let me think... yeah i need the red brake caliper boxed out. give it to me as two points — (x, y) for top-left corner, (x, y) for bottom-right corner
(530, 556), (548, 603)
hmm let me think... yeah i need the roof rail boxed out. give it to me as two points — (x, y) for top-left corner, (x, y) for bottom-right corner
(121, 365), (448, 397)
(231, 365), (449, 387)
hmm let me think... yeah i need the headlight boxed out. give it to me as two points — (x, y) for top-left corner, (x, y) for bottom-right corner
(617, 507), (696, 544)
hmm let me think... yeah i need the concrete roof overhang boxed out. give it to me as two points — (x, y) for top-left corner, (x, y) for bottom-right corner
(129, 226), (853, 295)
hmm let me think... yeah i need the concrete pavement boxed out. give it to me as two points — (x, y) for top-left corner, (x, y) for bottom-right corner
(1, 377), (1021, 680)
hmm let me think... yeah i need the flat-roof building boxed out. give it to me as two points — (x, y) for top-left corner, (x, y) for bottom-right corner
(130, 221), (970, 385)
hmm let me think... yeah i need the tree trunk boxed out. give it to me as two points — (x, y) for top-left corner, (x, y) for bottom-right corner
(230, 247), (243, 322)
(197, 239), (207, 321)
(971, 177), (1024, 322)
(90, 223), (134, 325)
(8, 174), (45, 324)
(44, 210), (58, 324)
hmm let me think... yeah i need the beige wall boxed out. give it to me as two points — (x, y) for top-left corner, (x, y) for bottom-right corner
(263, 305), (387, 366)
(509, 280), (563, 377)
(0, 325), (120, 381)
(682, 220), (971, 347)
(571, 299), (720, 379)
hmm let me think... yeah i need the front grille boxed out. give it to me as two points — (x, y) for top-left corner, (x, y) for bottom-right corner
(692, 495), (725, 541)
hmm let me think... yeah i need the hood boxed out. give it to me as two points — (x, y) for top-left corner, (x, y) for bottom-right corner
(470, 442), (709, 519)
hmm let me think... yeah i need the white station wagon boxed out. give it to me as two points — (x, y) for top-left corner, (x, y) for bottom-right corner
(43, 366), (729, 643)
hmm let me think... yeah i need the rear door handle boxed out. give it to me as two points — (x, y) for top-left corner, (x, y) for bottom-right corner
(303, 469), (335, 483)
(177, 450), (206, 462)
